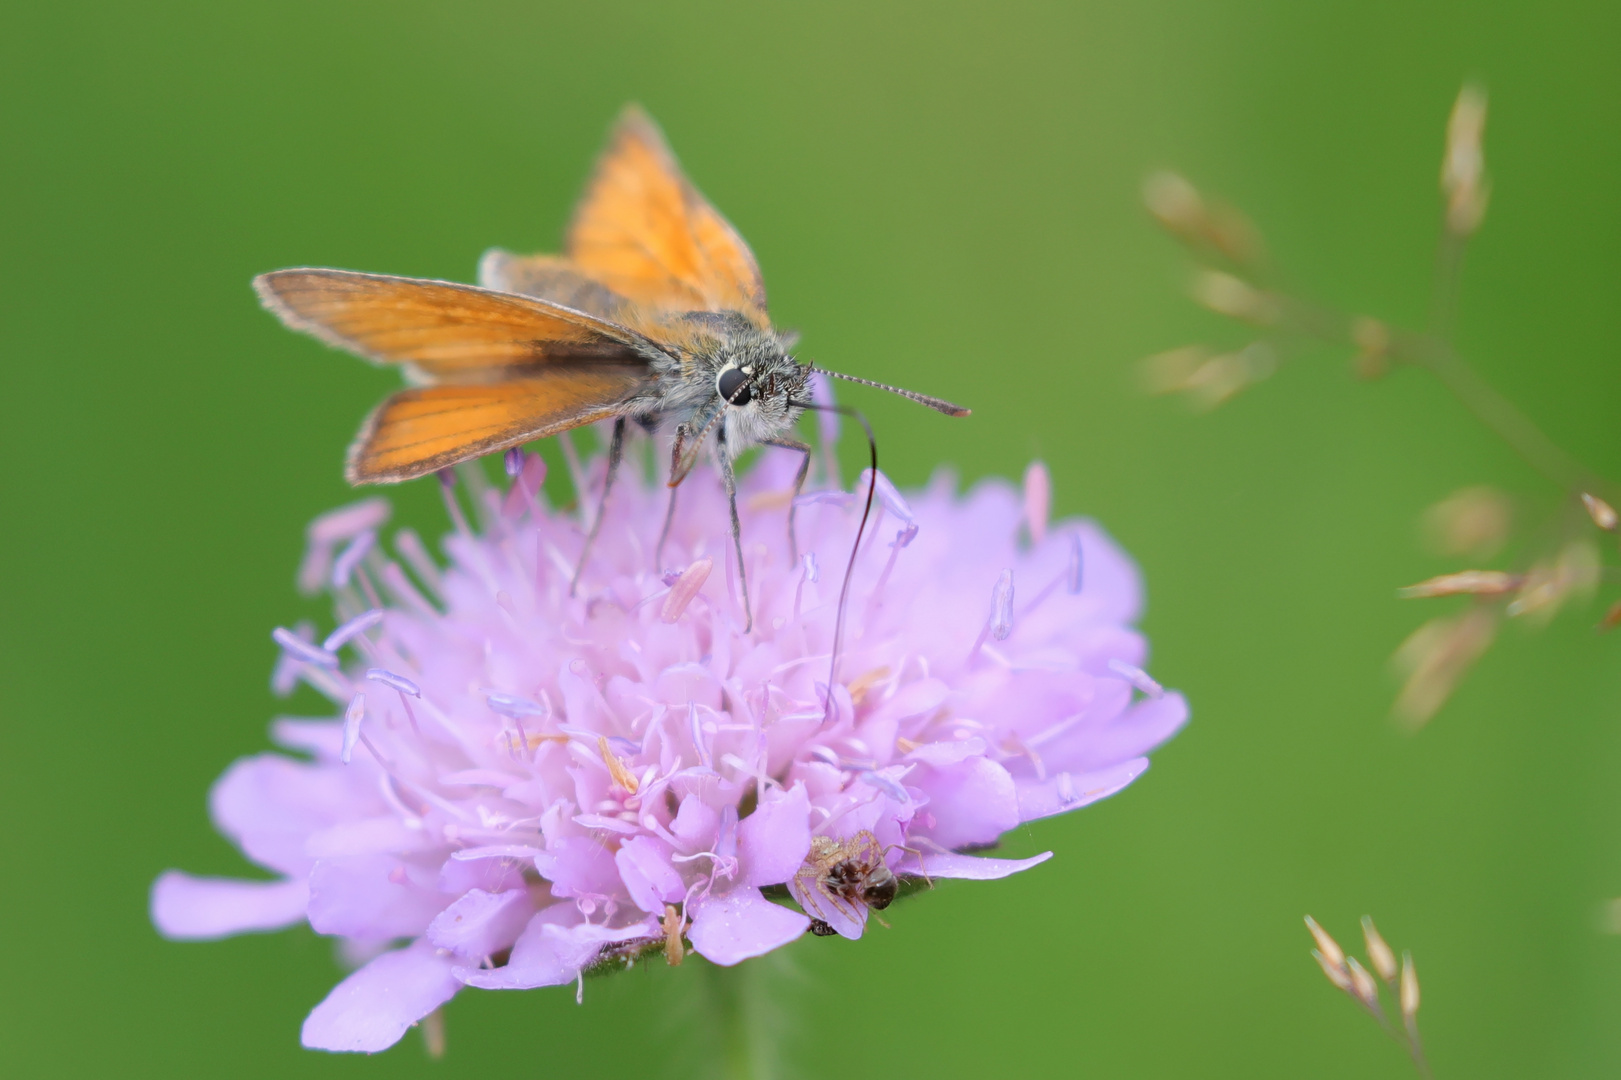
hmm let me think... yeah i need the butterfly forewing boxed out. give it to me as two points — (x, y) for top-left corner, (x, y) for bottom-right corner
(477, 250), (628, 319)
(348, 376), (636, 484)
(254, 268), (659, 383)
(566, 106), (768, 319)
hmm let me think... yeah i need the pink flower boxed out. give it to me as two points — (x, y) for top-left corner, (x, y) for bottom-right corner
(152, 448), (1186, 1053)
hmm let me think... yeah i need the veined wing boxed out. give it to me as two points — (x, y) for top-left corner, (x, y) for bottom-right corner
(565, 105), (768, 320)
(477, 250), (626, 320)
(347, 376), (638, 484)
(255, 268), (661, 384)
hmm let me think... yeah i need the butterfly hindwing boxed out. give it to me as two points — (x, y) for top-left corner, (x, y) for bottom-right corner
(347, 376), (638, 483)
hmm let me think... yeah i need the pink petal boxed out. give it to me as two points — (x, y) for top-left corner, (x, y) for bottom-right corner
(304, 816), (430, 859)
(533, 836), (623, 900)
(449, 844), (546, 861)
(300, 939), (459, 1053)
(614, 835), (685, 913)
(150, 871), (308, 940)
(738, 785), (811, 887)
(897, 850), (1052, 880)
(912, 756), (1020, 849)
(670, 794), (721, 849)
(689, 887), (810, 965)
(426, 888), (533, 960)
(903, 736), (987, 768)
(210, 754), (379, 876)
(307, 855), (447, 939)
(1015, 759), (1150, 823)
(457, 905), (658, 989)
(1049, 692), (1189, 774)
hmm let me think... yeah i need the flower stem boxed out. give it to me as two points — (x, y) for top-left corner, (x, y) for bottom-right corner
(1399, 334), (1609, 500)
(700, 959), (782, 1080)
(1296, 295), (1617, 503)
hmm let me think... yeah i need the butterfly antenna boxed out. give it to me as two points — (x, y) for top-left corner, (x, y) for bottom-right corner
(789, 398), (879, 724)
(810, 366), (971, 418)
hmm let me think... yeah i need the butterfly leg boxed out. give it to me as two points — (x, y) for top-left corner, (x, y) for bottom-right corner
(655, 424), (689, 570)
(717, 449), (754, 633)
(570, 416), (626, 596)
(763, 436), (813, 564)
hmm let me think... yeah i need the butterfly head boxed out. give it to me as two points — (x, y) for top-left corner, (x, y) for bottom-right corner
(712, 339), (810, 451)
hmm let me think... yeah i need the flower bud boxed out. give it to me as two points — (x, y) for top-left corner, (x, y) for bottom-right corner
(1400, 951), (1420, 1019)
(1422, 486), (1511, 561)
(1351, 317), (1390, 380)
(1581, 493), (1618, 531)
(1312, 949), (1354, 992)
(1361, 916), (1398, 983)
(1398, 570), (1520, 599)
(1143, 171), (1206, 237)
(1191, 270), (1280, 325)
(1304, 916), (1345, 968)
(1346, 957), (1381, 1009)
(1441, 84), (1489, 236)
(1391, 608), (1497, 727)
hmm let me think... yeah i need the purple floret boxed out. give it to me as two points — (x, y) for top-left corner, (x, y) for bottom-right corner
(153, 449), (1186, 1052)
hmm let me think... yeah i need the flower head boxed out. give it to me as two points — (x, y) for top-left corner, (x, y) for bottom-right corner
(152, 444), (1186, 1052)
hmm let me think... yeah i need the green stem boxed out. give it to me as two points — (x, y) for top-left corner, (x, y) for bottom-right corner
(1396, 333), (1618, 503)
(1288, 294), (1617, 503)
(701, 959), (780, 1080)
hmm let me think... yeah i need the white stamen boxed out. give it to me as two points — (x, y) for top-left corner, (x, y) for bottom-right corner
(855, 468), (915, 525)
(341, 693), (365, 764)
(660, 557), (712, 623)
(366, 668), (420, 697)
(331, 530), (376, 589)
(991, 569), (1015, 640)
(1107, 659), (1164, 698)
(271, 627), (338, 668)
(486, 693), (545, 718)
(688, 704), (711, 769)
(1023, 461), (1050, 545)
(308, 497), (391, 545)
(299, 498), (390, 596)
(393, 528), (444, 598)
(323, 609), (383, 652)
(1056, 771), (1077, 805)
(859, 770), (910, 803)
(1067, 533), (1083, 594)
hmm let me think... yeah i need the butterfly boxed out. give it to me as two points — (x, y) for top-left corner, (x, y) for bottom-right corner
(254, 105), (968, 631)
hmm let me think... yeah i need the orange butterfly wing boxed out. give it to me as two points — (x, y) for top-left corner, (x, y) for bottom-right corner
(476, 250), (626, 319)
(254, 268), (660, 384)
(565, 106), (768, 319)
(254, 268), (659, 483)
(348, 377), (633, 484)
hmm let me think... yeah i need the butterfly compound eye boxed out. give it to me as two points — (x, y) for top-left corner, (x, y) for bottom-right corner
(717, 367), (753, 407)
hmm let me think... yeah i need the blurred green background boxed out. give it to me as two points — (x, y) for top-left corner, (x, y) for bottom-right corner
(4, 0), (1621, 1076)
